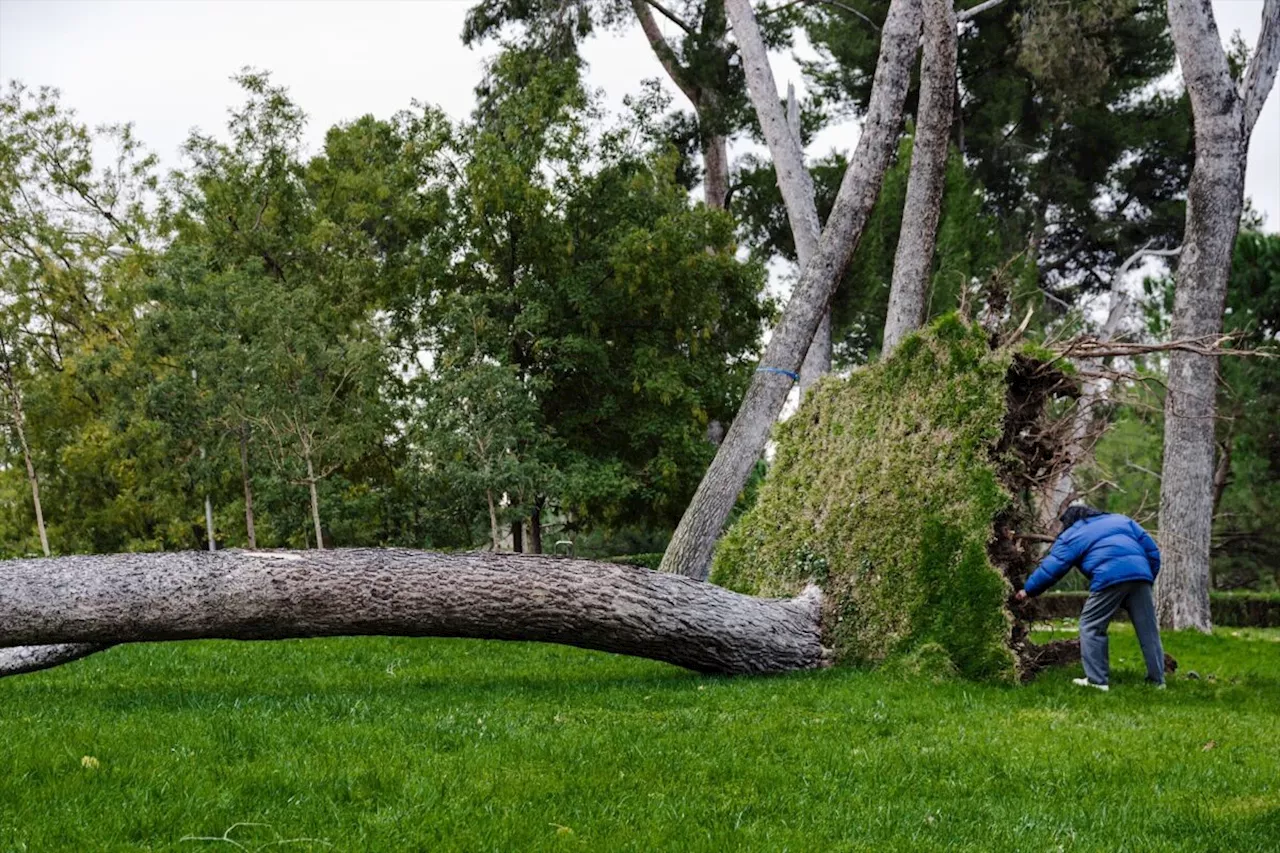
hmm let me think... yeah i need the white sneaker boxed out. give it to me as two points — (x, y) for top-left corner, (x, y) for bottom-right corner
(1072, 678), (1109, 692)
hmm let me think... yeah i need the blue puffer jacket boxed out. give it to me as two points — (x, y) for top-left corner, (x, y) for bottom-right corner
(1024, 513), (1161, 596)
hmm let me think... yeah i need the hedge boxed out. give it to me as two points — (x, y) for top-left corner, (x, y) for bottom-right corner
(1030, 591), (1280, 628)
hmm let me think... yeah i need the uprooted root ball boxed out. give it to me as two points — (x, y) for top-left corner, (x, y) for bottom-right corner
(712, 315), (1090, 681)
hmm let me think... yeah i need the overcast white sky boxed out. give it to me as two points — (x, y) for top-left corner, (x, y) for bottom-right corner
(1, 0), (1276, 231)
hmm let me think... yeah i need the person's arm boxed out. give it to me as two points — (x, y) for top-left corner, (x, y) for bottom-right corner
(1130, 518), (1161, 578)
(1022, 530), (1084, 597)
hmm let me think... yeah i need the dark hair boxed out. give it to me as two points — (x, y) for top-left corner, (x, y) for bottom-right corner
(1059, 505), (1105, 528)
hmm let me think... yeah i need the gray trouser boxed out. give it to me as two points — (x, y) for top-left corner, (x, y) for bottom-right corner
(1079, 580), (1165, 686)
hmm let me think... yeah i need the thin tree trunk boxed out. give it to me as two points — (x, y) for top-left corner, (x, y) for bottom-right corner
(0, 550), (827, 678)
(1157, 0), (1278, 632)
(530, 500), (543, 554)
(882, 0), (957, 355)
(205, 495), (216, 552)
(662, 0), (923, 581)
(787, 83), (832, 396)
(305, 452), (324, 550)
(704, 128), (730, 210)
(717, 0), (835, 395)
(486, 489), (501, 551)
(240, 424), (257, 549)
(0, 335), (50, 557)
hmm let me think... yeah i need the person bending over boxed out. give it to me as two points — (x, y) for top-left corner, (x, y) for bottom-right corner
(1016, 505), (1165, 691)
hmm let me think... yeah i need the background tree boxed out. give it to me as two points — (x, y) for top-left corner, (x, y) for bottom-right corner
(1157, 0), (1279, 631)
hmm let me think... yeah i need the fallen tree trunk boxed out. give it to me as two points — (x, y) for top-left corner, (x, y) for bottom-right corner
(0, 549), (827, 678)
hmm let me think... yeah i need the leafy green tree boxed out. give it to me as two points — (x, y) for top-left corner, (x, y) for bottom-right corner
(416, 48), (770, 546)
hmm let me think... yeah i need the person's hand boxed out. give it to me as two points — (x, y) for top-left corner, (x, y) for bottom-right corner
(1015, 589), (1029, 603)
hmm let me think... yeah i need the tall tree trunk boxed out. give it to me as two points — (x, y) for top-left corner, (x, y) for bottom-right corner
(205, 496), (216, 552)
(0, 550), (826, 678)
(786, 83), (832, 396)
(530, 500), (543, 555)
(0, 335), (50, 557)
(486, 489), (501, 551)
(1157, 0), (1278, 632)
(662, 0), (923, 581)
(511, 518), (524, 553)
(305, 452), (324, 551)
(882, 0), (957, 355)
(703, 126), (730, 211)
(240, 423), (257, 549)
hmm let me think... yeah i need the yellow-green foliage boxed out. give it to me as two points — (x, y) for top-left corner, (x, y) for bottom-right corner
(712, 316), (1019, 681)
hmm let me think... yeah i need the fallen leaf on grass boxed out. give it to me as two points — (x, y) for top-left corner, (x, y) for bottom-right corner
(1202, 740), (1217, 751)
(80, 755), (99, 770)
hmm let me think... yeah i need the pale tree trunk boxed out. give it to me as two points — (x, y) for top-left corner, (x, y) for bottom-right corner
(205, 495), (216, 551)
(1041, 242), (1182, 527)
(486, 489), (501, 551)
(0, 550), (826, 678)
(703, 121), (731, 211)
(0, 334), (50, 557)
(881, 0), (957, 355)
(305, 451), (324, 550)
(786, 83), (833, 396)
(11, 397), (50, 558)
(1157, 0), (1279, 632)
(662, 0), (923, 580)
(240, 423), (257, 549)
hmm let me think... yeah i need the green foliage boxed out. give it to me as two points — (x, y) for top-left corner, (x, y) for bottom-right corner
(801, 0), (1190, 307)
(712, 317), (1019, 679)
(2, 628), (1278, 851)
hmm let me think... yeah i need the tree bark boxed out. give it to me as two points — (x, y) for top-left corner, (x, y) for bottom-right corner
(662, 0), (923, 581)
(240, 423), (257, 549)
(511, 518), (524, 553)
(0, 550), (827, 677)
(1157, 0), (1278, 632)
(0, 643), (112, 678)
(305, 451), (324, 550)
(881, 0), (957, 355)
(785, 82), (833, 396)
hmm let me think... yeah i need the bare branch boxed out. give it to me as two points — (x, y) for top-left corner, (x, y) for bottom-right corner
(644, 0), (695, 34)
(1241, 0), (1280, 136)
(956, 0), (1006, 22)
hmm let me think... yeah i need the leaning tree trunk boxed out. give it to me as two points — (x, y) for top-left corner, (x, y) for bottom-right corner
(305, 451), (325, 550)
(881, 0), (957, 355)
(1, 332), (51, 557)
(1157, 0), (1279, 632)
(785, 83), (832, 397)
(726, 2), (828, 394)
(662, 0), (923, 581)
(0, 550), (826, 678)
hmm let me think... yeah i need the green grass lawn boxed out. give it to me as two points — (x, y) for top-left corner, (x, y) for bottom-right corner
(2, 625), (1278, 852)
